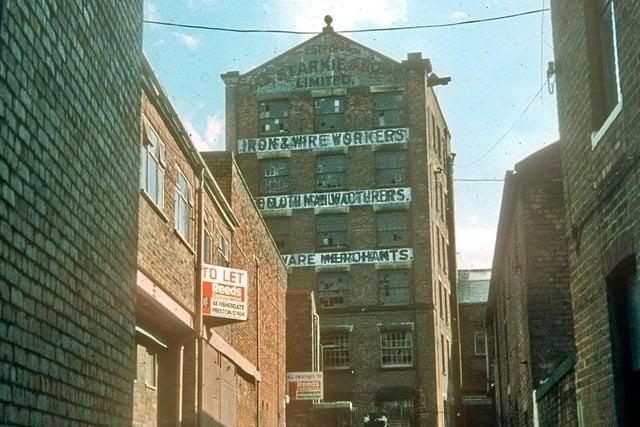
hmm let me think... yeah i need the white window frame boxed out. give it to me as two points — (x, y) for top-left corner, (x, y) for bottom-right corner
(380, 328), (414, 368)
(141, 120), (166, 209)
(591, 0), (623, 149)
(321, 330), (351, 369)
(216, 228), (230, 267)
(174, 169), (192, 243)
(474, 330), (487, 356)
(144, 347), (157, 389)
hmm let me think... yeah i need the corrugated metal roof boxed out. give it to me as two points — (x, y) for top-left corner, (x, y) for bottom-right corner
(458, 269), (491, 304)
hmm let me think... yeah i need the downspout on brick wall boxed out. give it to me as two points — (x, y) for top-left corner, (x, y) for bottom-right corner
(196, 167), (205, 426)
(255, 257), (261, 426)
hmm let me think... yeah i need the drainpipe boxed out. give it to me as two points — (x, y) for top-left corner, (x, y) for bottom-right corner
(196, 167), (205, 426)
(255, 258), (261, 426)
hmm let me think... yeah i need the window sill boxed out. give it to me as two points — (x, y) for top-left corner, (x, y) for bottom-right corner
(591, 100), (623, 149)
(145, 383), (157, 391)
(379, 365), (414, 371)
(173, 229), (196, 255)
(140, 189), (169, 223)
(323, 367), (353, 373)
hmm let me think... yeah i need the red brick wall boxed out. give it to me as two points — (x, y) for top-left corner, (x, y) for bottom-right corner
(550, 1), (640, 424)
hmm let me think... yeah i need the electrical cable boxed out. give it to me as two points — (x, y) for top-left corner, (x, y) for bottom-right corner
(456, 77), (549, 168)
(143, 8), (550, 35)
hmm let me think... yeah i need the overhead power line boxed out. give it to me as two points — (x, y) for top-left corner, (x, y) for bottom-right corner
(457, 77), (549, 168)
(143, 8), (550, 35)
(454, 179), (504, 182)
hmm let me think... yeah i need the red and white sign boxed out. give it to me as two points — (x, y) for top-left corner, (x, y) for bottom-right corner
(286, 372), (323, 401)
(202, 264), (248, 321)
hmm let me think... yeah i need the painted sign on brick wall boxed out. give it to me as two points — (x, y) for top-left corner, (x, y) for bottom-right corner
(202, 264), (248, 321)
(237, 127), (409, 154)
(283, 248), (413, 268)
(287, 372), (323, 401)
(257, 187), (411, 211)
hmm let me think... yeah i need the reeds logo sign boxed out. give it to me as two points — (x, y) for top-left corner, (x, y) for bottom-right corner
(202, 264), (248, 321)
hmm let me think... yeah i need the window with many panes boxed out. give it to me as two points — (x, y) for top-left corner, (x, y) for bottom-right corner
(380, 328), (413, 367)
(266, 217), (289, 253)
(322, 330), (350, 369)
(378, 269), (410, 305)
(594, 0), (621, 127)
(375, 151), (406, 187)
(141, 121), (166, 208)
(381, 399), (414, 427)
(317, 272), (350, 309)
(203, 212), (214, 264)
(315, 97), (345, 131)
(259, 100), (288, 134)
(474, 330), (487, 356)
(175, 170), (191, 243)
(317, 214), (347, 249)
(374, 92), (404, 127)
(260, 159), (289, 195)
(316, 155), (346, 190)
(377, 211), (409, 247)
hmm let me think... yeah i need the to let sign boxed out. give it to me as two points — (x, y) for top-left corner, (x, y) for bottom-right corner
(287, 372), (323, 401)
(202, 264), (248, 321)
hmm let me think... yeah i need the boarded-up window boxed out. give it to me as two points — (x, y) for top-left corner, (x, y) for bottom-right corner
(317, 272), (350, 308)
(377, 211), (408, 247)
(316, 155), (346, 190)
(259, 100), (288, 134)
(374, 92), (404, 127)
(378, 269), (410, 305)
(375, 151), (406, 187)
(322, 331), (350, 368)
(315, 97), (345, 131)
(260, 158), (289, 194)
(317, 214), (348, 249)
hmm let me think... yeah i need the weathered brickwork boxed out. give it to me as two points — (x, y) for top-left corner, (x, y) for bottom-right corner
(223, 23), (460, 426)
(536, 356), (578, 427)
(137, 60), (287, 426)
(550, 1), (640, 425)
(0, 1), (142, 424)
(487, 142), (575, 426)
(458, 269), (494, 427)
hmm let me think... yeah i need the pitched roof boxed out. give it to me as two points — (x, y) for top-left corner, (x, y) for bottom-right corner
(458, 269), (491, 304)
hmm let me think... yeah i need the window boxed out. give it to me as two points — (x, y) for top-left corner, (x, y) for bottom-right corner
(322, 330), (350, 369)
(317, 272), (350, 308)
(441, 334), (447, 375)
(595, 0), (621, 127)
(317, 214), (347, 250)
(144, 348), (157, 388)
(375, 151), (406, 187)
(260, 159), (289, 195)
(315, 97), (345, 131)
(141, 121), (166, 208)
(316, 155), (346, 190)
(378, 269), (410, 305)
(380, 329), (413, 367)
(217, 229), (230, 267)
(259, 100), (288, 134)
(377, 211), (408, 247)
(203, 212), (214, 264)
(474, 330), (487, 356)
(607, 262), (640, 424)
(266, 217), (289, 253)
(374, 92), (404, 127)
(174, 170), (192, 243)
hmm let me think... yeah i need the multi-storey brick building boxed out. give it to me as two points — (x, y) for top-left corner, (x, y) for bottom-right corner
(486, 142), (575, 426)
(135, 58), (287, 426)
(457, 269), (494, 427)
(549, 1), (640, 425)
(0, 2), (142, 424)
(222, 17), (460, 426)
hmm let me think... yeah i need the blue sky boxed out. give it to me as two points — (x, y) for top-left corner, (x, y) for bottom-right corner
(143, 0), (558, 269)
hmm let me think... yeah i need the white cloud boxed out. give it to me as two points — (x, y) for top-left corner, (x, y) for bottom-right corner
(144, 1), (160, 20)
(277, 0), (408, 32)
(450, 11), (469, 21)
(185, 117), (225, 151)
(456, 216), (496, 269)
(173, 32), (201, 49)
